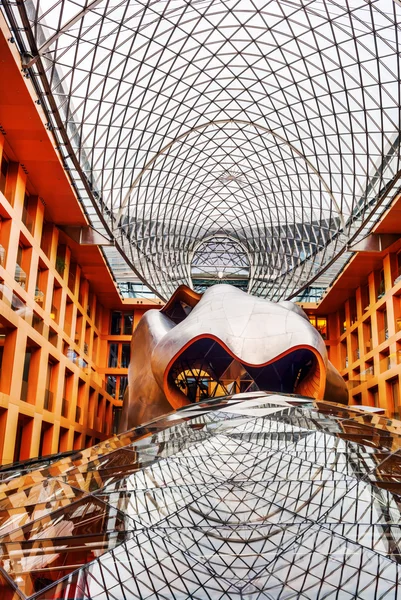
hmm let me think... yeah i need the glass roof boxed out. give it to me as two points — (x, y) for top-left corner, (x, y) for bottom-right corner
(2, 0), (401, 299)
(0, 393), (401, 597)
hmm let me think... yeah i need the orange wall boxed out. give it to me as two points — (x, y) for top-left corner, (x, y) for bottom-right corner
(0, 134), (159, 464)
(305, 240), (401, 418)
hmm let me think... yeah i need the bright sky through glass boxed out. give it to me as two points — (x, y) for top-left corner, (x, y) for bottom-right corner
(5, 0), (401, 299)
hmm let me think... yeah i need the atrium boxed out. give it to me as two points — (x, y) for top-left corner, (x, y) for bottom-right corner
(1, 0), (401, 597)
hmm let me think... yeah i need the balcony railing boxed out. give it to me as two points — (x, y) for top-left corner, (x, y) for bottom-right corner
(347, 366), (375, 390)
(361, 365), (375, 381)
(61, 398), (69, 418)
(66, 347), (89, 370)
(11, 292), (28, 316)
(14, 264), (26, 289)
(0, 284), (32, 322)
(44, 389), (54, 412)
(22, 206), (34, 235)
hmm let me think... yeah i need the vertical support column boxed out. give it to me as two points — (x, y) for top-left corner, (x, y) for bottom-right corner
(29, 415), (42, 459)
(1, 404), (19, 465)
(8, 328), (27, 401)
(5, 163), (26, 213)
(32, 195), (45, 244)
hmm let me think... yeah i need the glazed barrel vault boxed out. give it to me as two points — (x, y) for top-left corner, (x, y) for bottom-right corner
(120, 284), (347, 430)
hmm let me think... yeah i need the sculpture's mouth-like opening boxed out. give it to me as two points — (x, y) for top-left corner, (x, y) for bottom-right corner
(166, 337), (323, 404)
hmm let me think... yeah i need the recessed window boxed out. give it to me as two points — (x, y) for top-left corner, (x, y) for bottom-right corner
(121, 343), (131, 368)
(108, 343), (118, 368)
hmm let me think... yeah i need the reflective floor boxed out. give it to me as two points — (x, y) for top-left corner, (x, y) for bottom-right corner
(1, 393), (401, 598)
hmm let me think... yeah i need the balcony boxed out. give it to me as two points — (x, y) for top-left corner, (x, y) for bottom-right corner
(22, 206), (34, 235)
(66, 347), (78, 362)
(66, 347), (89, 370)
(11, 292), (27, 316)
(44, 389), (54, 412)
(14, 264), (26, 289)
(360, 365), (374, 381)
(61, 398), (69, 418)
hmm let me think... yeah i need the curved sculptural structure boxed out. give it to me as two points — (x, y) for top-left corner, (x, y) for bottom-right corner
(120, 285), (348, 431)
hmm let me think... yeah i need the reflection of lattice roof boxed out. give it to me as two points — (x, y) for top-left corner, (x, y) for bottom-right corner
(1, 393), (401, 597)
(2, 0), (401, 299)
